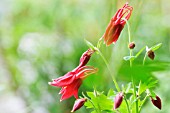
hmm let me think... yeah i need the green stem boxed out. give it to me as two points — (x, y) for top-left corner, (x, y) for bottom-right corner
(124, 95), (131, 113)
(132, 77), (138, 113)
(89, 99), (100, 113)
(97, 49), (120, 92)
(82, 92), (99, 113)
(130, 50), (133, 67)
(124, 18), (132, 67)
(143, 52), (147, 65)
(124, 18), (138, 113)
(139, 94), (148, 112)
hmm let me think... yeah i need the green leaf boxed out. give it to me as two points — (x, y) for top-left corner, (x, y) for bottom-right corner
(121, 83), (133, 94)
(123, 56), (136, 61)
(85, 91), (113, 112)
(150, 43), (162, 51)
(107, 89), (115, 97)
(148, 89), (156, 100)
(137, 78), (158, 95)
(125, 82), (133, 94)
(84, 39), (95, 50)
(124, 46), (145, 62)
(85, 100), (94, 109)
(119, 100), (130, 113)
(107, 89), (115, 100)
(122, 84), (125, 92)
(91, 111), (97, 113)
(87, 92), (96, 98)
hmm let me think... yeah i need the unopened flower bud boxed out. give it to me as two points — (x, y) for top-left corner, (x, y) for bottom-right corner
(128, 42), (135, 49)
(114, 92), (123, 110)
(151, 95), (162, 110)
(79, 49), (94, 67)
(147, 50), (155, 60)
(71, 98), (87, 112)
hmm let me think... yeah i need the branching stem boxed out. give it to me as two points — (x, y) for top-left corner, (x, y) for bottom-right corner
(123, 18), (139, 113)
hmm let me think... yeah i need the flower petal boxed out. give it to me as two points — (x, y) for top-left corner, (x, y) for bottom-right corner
(49, 72), (76, 87)
(76, 66), (98, 79)
(60, 79), (82, 101)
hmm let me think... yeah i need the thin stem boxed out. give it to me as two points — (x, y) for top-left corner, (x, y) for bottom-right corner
(139, 94), (148, 112)
(82, 92), (99, 113)
(123, 18), (138, 113)
(124, 95), (131, 113)
(123, 18), (132, 67)
(131, 77), (138, 113)
(89, 99), (99, 113)
(143, 52), (147, 65)
(130, 50), (133, 67)
(97, 49), (120, 92)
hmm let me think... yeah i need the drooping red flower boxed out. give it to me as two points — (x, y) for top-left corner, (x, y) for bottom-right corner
(151, 95), (162, 110)
(114, 92), (123, 110)
(49, 66), (97, 101)
(71, 98), (87, 112)
(49, 49), (97, 101)
(103, 2), (133, 46)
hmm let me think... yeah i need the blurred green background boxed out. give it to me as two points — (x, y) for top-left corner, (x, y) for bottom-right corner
(0, 0), (170, 113)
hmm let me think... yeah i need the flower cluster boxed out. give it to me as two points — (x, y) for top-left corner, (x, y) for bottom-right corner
(49, 2), (162, 112)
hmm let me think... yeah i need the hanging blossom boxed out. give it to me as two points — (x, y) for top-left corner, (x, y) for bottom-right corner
(48, 49), (97, 101)
(114, 92), (123, 109)
(151, 95), (162, 110)
(103, 2), (133, 46)
(71, 98), (87, 112)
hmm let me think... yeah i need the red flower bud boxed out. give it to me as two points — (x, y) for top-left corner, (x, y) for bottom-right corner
(147, 50), (155, 60)
(114, 92), (123, 110)
(71, 98), (87, 112)
(128, 42), (135, 49)
(79, 49), (94, 67)
(151, 95), (162, 110)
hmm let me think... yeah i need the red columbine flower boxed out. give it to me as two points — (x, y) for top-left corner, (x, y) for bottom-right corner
(151, 95), (162, 110)
(103, 2), (133, 46)
(49, 49), (96, 101)
(114, 92), (123, 110)
(71, 98), (87, 112)
(49, 66), (97, 101)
